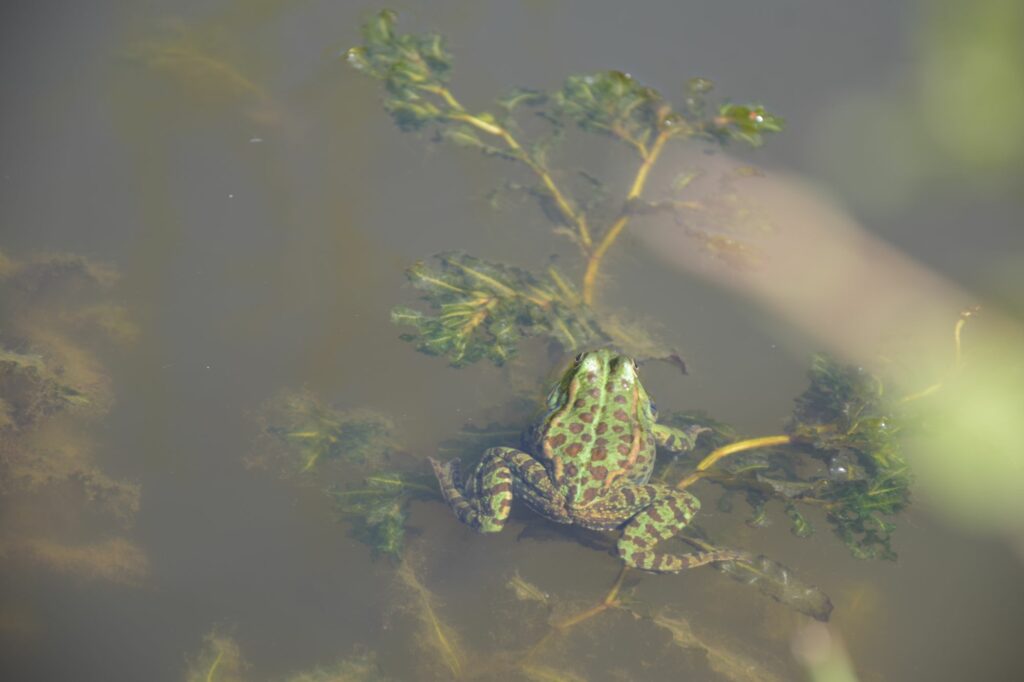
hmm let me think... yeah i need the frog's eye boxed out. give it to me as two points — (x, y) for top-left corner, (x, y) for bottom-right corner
(648, 400), (658, 418)
(574, 352), (584, 364)
(631, 358), (639, 371)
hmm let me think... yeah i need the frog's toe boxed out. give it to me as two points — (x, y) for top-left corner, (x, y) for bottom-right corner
(428, 457), (461, 485)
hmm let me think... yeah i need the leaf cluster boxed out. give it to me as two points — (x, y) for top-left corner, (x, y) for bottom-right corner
(710, 103), (784, 147)
(392, 252), (607, 367)
(553, 70), (670, 152)
(786, 354), (910, 559)
(0, 347), (89, 431)
(262, 390), (397, 474)
(330, 473), (436, 560)
(346, 9), (452, 131)
(349, 11), (784, 367)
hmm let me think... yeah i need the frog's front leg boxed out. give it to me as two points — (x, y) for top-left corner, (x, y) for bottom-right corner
(594, 484), (747, 572)
(429, 447), (566, 533)
(651, 423), (711, 453)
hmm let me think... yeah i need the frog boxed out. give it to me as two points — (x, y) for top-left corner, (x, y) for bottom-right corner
(429, 349), (745, 573)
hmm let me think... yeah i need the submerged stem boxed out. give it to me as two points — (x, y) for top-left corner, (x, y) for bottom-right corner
(205, 650), (224, 682)
(553, 564), (629, 631)
(676, 435), (793, 490)
(426, 84), (591, 248)
(582, 128), (671, 305)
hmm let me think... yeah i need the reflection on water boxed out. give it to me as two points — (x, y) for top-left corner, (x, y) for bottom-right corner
(2, 1), (1022, 681)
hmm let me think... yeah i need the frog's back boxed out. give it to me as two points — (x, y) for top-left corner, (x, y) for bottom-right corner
(535, 350), (658, 505)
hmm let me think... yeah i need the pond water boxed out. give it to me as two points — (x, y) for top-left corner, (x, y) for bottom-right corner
(2, 1), (1023, 681)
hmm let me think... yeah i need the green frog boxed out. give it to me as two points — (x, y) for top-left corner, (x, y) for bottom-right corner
(429, 349), (745, 573)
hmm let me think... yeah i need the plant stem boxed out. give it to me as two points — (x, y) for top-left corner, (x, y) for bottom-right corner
(676, 435), (793, 490)
(205, 649), (224, 682)
(553, 564), (629, 630)
(899, 306), (978, 404)
(424, 84), (591, 248)
(582, 128), (671, 305)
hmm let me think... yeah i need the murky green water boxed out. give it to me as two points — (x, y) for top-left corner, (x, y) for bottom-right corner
(3, 2), (1023, 681)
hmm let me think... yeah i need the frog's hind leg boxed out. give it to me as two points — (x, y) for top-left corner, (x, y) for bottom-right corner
(429, 448), (557, 533)
(616, 486), (747, 573)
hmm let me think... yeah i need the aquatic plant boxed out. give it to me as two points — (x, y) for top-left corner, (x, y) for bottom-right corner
(184, 629), (248, 682)
(0, 250), (146, 583)
(330, 473), (436, 559)
(663, 354), (912, 561)
(255, 390), (398, 475)
(253, 389), (442, 559)
(185, 627), (392, 682)
(11, 537), (149, 586)
(349, 10), (781, 367)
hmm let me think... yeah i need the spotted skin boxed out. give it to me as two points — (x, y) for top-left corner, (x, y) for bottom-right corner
(429, 349), (744, 573)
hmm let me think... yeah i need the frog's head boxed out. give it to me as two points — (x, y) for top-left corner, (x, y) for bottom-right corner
(544, 349), (657, 423)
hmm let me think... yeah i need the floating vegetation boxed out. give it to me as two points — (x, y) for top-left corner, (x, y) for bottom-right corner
(0, 249), (144, 583)
(350, 10), (782, 366)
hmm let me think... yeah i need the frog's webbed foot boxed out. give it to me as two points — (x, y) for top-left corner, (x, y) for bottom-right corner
(617, 486), (745, 573)
(428, 448), (526, 533)
(428, 456), (463, 490)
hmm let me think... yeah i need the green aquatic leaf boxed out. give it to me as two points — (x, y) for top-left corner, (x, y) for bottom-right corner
(710, 103), (784, 146)
(330, 473), (436, 559)
(786, 354), (911, 560)
(496, 87), (547, 114)
(393, 252), (608, 367)
(785, 502), (814, 538)
(552, 71), (667, 153)
(346, 10), (453, 132)
(262, 390), (397, 474)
